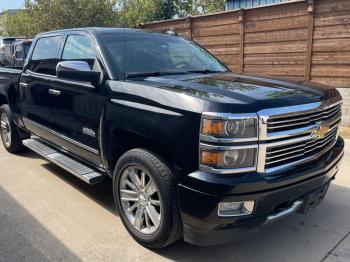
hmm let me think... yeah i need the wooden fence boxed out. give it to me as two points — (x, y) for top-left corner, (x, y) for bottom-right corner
(140, 0), (350, 88)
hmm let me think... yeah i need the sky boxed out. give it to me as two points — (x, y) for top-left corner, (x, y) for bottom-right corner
(0, 0), (24, 11)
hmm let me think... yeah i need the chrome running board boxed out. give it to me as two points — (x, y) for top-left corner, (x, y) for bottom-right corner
(23, 137), (104, 185)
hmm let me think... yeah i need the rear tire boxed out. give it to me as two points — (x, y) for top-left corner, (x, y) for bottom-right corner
(113, 148), (182, 249)
(0, 105), (24, 153)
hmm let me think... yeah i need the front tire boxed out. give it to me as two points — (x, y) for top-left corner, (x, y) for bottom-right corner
(0, 105), (24, 153)
(113, 148), (182, 249)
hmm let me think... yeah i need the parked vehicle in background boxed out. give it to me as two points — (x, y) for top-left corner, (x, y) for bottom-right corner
(0, 37), (26, 66)
(12, 40), (32, 68)
(0, 28), (345, 248)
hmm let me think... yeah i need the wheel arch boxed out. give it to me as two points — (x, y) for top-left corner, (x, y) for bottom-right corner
(107, 129), (175, 175)
(0, 93), (8, 107)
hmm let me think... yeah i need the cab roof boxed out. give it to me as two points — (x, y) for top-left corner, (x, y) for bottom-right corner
(36, 27), (167, 37)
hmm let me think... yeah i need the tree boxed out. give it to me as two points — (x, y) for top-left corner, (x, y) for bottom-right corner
(1, 0), (226, 37)
(117, 0), (224, 27)
(2, 0), (118, 38)
(175, 0), (226, 17)
(162, 0), (177, 20)
(26, 0), (118, 35)
(118, 0), (177, 27)
(1, 11), (31, 37)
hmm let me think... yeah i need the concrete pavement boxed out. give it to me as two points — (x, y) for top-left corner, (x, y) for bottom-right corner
(0, 138), (349, 262)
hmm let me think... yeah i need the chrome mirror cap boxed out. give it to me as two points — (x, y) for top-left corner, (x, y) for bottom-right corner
(56, 61), (100, 84)
(56, 60), (92, 72)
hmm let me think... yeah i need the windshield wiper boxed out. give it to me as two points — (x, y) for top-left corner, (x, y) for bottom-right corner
(125, 69), (226, 79)
(126, 71), (189, 78)
(186, 69), (225, 74)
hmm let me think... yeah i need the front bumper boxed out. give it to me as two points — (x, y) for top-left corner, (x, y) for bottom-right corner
(178, 137), (344, 246)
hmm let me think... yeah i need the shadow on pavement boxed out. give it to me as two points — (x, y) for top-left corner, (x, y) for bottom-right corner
(13, 147), (44, 160)
(42, 162), (117, 215)
(0, 186), (80, 262)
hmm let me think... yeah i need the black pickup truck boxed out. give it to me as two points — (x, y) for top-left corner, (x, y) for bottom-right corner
(0, 28), (344, 248)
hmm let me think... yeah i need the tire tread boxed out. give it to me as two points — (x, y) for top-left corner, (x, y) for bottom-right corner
(135, 149), (182, 248)
(0, 105), (24, 153)
(114, 148), (182, 249)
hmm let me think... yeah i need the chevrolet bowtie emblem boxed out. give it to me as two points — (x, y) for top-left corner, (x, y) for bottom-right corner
(312, 123), (330, 139)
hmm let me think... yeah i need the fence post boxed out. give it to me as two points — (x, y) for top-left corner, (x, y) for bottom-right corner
(186, 16), (193, 40)
(305, 0), (315, 81)
(238, 10), (245, 74)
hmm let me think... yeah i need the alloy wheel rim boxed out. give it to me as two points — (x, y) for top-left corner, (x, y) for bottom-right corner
(0, 113), (11, 148)
(119, 166), (162, 235)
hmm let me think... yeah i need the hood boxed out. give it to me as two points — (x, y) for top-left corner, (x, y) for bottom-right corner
(109, 72), (338, 115)
(144, 73), (331, 111)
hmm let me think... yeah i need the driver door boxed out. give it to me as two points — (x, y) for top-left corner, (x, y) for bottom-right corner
(50, 33), (104, 165)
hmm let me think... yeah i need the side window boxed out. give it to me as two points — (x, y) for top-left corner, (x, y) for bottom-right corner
(28, 36), (61, 76)
(62, 35), (96, 63)
(15, 45), (23, 59)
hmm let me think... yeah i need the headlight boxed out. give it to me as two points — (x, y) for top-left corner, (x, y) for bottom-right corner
(201, 113), (258, 141)
(200, 147), (257, 170)
(199, 113), (258, 174)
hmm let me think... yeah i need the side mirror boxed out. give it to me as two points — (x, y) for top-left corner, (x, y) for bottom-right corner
(56, 61), (101, 85)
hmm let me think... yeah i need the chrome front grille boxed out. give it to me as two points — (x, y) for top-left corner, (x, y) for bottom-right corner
(265, 126), (338, 169)
(258, 100), (342, 175)
(267, 103), (342, 133)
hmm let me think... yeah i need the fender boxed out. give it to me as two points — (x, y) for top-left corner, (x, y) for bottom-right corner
(103, 96), (201, 179)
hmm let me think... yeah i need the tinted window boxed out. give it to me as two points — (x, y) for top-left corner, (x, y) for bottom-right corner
(62, 35), (96, 60)
(32, 36), (61, 60)
(101, 33), (226, 79)
(15, 45), (23, 59)
(29, 36), (61, 75)
(3, 39), (16, 44)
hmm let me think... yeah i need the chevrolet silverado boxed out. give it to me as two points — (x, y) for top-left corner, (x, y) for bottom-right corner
(0, 28), (344, 248)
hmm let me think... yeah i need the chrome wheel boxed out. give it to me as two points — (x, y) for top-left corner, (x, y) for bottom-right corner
(0, 112), (11, 148)
(119, 166), (162, 235)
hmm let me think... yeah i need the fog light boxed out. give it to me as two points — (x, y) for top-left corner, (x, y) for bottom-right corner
(218, 201), (255, 217)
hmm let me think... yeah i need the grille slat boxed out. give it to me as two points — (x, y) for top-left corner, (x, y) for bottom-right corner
(305, 133), (336, 153)
(309, 105), (340, 119)
(266, 153), (305, 165)
(267, 147), (305, 160)
(268, 120), (311, 129)
(266, 143), (305, 155)
(264, 102), (341, 172)
(268, 110), (340, 129)
(265, 130), (337, 168)
(268, 104), (340, 124)
(269, 110), (340, 129)
(266, 141), (335, 167)
(269, 116), (310, 125)
(267, 104), (341, 132)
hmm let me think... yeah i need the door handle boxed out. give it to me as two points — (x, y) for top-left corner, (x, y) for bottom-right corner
(49, 89), (61, 96)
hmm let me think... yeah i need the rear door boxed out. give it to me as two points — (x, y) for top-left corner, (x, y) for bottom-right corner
(20, 35), (63, 141)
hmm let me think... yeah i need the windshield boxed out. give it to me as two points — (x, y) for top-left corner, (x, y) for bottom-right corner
(101, 33), (227, 79)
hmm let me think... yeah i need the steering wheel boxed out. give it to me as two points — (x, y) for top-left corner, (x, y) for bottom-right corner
(174, 61), (191, 70)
